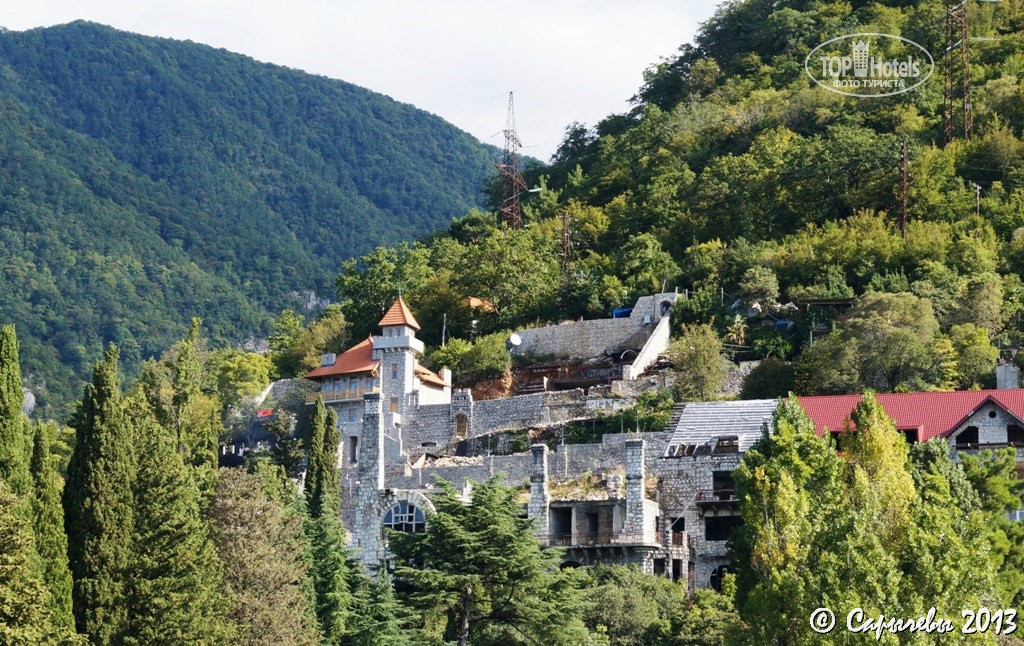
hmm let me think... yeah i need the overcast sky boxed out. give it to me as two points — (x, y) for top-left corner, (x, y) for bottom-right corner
(4, 1), (718, 160)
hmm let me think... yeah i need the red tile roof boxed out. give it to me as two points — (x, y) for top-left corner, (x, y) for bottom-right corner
(796, 389), (1024, 442)
(415, 364), (447, 388)
(304, 337), (379, 379)
(379, 297), (420, 330)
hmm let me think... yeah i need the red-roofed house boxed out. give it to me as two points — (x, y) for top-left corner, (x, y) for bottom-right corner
(796, 389), (1024, 450)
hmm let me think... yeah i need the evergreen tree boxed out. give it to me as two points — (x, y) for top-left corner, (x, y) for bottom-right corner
(304, 397), (353, 642)
(210, 467), (320, 646)
(0, 482), (80, 645)
(266, 411), (304, 480)
(30, 420), (75, 630)
(348, 571), (412, 646)
(390, 477), (594, 646)
(171, 319), (220, 493)
(63, 345), (136, 644)
(124, 400), (231, 644)
(0, 324), (30, 498)
(304, 396), (329, 519)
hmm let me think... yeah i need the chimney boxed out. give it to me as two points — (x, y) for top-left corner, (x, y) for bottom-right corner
(529, 444), (550, 538)
(997, 362), (1020, 390)
(321, 353), (336, 367)
(623, 439), (646, 540)
(439, 367), (452, 386)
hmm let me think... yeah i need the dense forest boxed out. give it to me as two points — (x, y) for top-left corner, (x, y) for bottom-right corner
(0, 21), (496, 414)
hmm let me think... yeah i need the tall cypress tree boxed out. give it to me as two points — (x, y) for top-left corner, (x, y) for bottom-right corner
(304, 399), (352, 642)
(0, 482), (79, 645)
(124, 400), (231, 644)
(64, 345), (136, 644)
(304, 396), (328, 518)
(171, 319), (220, 494)
(0, 324), (30, 498)
(30, 420), (75, 630)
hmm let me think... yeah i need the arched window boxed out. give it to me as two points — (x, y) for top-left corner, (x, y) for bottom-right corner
(382, 501), (425, 533)
(709, 564), (730, 592)
(455, 413), (468, 441)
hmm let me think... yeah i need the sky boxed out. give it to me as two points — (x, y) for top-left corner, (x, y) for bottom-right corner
(3, 1), (719, 161)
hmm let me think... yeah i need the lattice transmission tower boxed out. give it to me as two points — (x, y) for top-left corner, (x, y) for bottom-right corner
(943, 0), (972, 143)
(496, 91), (528, 228)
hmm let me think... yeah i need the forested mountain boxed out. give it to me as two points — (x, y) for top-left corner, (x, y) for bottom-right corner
(0, 21), (495, 414)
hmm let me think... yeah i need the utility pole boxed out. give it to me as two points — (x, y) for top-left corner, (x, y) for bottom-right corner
(899, 140), (909, 239)
(559, 208), (572, 274)
(974, 182), (982, 216)
(943, 0), (972, 143)
(496, 92), (527, 228)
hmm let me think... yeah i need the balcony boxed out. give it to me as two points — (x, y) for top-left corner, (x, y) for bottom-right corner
(696, 488), (739, 514)
(306, 385), (380, 404)
(543, 531), (615, 547)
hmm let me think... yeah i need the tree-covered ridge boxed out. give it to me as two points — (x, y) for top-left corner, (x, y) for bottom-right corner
(323, 0), (1023, 397)
(0, 21), (496, 414)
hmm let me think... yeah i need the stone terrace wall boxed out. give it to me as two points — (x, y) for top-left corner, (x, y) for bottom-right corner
(402, 403), (452, 448)
(474, 394), (544, 433)
(512, 318), (638, 359)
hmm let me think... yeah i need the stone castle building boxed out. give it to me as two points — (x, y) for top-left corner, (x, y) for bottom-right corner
(305, 297), (1024, 592)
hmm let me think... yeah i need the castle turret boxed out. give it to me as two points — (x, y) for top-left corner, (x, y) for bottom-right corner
(372, 297), (423, 428)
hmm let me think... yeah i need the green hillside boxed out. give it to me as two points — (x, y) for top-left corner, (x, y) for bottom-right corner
(0, 21), (495, 413)
(337, 0), (1024, 398)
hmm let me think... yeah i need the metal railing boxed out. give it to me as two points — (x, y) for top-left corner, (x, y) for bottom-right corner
(543, 531), (615, 546)
(306, 385), (380, 404)
(671, 531), (686, 546)
(696, 489), (739, 503)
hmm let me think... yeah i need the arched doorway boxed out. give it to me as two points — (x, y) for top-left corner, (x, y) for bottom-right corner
(455, 413), (468, 441)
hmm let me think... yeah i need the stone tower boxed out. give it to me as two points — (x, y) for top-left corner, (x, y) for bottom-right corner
(372, 297), (423, 430)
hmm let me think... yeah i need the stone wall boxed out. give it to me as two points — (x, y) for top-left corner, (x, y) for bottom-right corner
(624, 316), (672, 380)
(513, 318), (639, 359)
(474, 394), (544, 433)
(402, 403), (453, 449)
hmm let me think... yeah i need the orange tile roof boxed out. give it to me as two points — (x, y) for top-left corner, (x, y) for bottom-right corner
(378, 297), (420, 330)
(304, 337), (379, 379)
(415, 364), (448, 388)
(466, 296), (495, 313)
